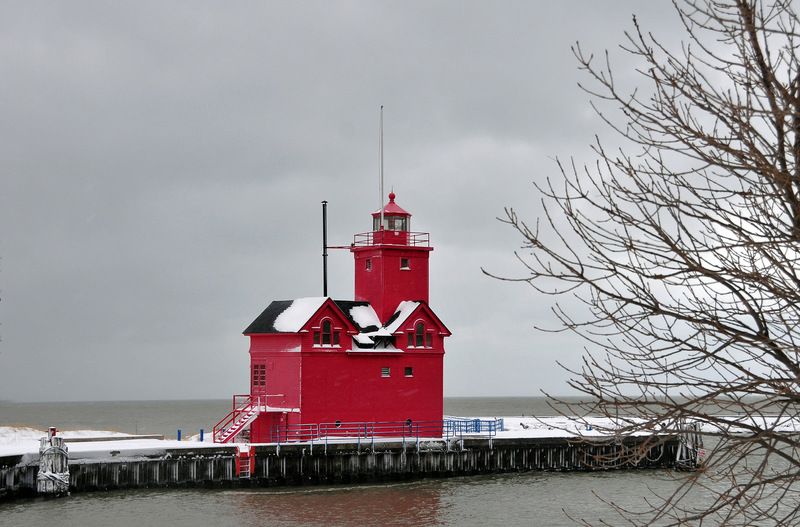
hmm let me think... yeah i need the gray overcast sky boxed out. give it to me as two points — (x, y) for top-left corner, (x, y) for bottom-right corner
(0, 1), (680, 402)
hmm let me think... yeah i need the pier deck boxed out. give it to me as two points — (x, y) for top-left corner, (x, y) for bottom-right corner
(1, 418), (685, 500)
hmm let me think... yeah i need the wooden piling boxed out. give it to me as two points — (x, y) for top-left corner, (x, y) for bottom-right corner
(36, 428), (69, 496)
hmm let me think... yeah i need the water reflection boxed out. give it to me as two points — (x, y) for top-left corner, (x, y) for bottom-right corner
(225, 481), (446, 526)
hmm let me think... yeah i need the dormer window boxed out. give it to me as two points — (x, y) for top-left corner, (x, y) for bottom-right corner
(407, 321), (432, 348)
(313, 319), (340, 347)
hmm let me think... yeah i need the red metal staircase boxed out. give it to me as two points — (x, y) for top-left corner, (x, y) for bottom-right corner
(213, 395), (263, 443)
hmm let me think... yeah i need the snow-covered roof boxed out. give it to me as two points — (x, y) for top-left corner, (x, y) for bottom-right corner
(348, 304), (381, 331)
(244, 298), (375, 335)
(384, 301), (421, 333)
(244, 296), (449, 347)
(273, 297), (327, 332)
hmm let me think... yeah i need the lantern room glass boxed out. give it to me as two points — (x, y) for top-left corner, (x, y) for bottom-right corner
(373, 215), (409, 232)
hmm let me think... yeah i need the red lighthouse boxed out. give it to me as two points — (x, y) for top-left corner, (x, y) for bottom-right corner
(214, 192), (449, 444)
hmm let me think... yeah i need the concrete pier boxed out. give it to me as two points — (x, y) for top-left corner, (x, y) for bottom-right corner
(1, 434), (681, 500)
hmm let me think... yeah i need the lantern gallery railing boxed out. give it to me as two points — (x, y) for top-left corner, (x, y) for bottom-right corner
(352, 231), (430, 247)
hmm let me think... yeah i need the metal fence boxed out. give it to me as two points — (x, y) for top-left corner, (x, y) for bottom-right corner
(443, 417), (504, 438)
(270, 417), (503, 446)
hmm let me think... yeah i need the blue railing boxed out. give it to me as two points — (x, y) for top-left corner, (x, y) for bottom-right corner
(444, 417), (504, 437)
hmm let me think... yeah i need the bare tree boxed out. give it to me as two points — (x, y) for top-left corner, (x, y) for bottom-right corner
(490, 1), (800, 524)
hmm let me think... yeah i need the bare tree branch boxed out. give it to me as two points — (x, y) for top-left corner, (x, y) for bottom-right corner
(488, 1), (800, 524)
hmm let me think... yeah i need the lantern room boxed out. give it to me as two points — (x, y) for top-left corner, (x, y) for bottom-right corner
(372, 191), (410, 232)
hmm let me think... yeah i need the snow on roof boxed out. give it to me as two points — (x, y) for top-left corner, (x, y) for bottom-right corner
(353, 333), (374, 345)
(348, 305), (381, 331)
(384, 301), (420, 333)
(273, 297), (327, 332)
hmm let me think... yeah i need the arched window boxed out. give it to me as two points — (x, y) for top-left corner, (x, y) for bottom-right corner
(407, 321), (432, 348)
(314, 319), (340, 347)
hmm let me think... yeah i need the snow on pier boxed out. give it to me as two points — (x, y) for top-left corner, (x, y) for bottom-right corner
(4, 413), (787, 500)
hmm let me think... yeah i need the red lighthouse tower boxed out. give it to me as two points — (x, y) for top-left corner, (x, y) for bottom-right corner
(214, 192), (449, 444)
(351, 191), (434, 323)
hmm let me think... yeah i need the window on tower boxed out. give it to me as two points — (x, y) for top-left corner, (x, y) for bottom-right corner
(365, 258), (372, 270)
(401, 258), (410, 269)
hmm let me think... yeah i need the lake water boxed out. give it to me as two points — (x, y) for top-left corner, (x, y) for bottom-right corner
(0, 397), (692, 526)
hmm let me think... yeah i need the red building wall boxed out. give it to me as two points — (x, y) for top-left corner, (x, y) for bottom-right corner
(297, 349), (443, 426)
(352, 244), (433, 323)
(248, 333), (301, 410)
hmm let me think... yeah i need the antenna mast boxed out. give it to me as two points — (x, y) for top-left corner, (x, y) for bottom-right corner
(322, 200), (328, 297)
(379, 106), (384, 231)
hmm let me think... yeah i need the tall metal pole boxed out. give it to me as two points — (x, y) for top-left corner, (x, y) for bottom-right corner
(379, 106), (384, 230)
(322, 200), (328, 297)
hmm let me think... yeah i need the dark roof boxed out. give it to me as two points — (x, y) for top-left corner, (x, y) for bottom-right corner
(243, 300), (295, 334)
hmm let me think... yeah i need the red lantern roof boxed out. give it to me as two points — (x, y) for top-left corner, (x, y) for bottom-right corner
(372, 191), (411, 218)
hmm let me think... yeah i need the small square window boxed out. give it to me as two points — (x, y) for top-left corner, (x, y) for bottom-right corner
(405, 367), (413, 377)
(401, 258), (410, 269)
(365, 259), (372, 270)
(381, 366), (390, 377)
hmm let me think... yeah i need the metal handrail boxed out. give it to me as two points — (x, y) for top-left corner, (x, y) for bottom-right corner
(213, 395), (251, 441)
(271, 417), (503, 445)
(271, 423), (319, 443)
(352, 231), (430, 247)
(443, 417), (504, 436)
(270, 418), (502, 445)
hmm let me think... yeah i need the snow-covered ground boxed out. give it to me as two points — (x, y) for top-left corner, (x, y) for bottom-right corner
(0, 426), (212, 462)
(492, 414), (800, 438)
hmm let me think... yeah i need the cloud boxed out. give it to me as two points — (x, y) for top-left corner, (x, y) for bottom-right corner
(0, 1), (680, 402)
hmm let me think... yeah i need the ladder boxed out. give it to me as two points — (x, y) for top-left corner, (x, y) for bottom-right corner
(236, 445), (253, 478)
